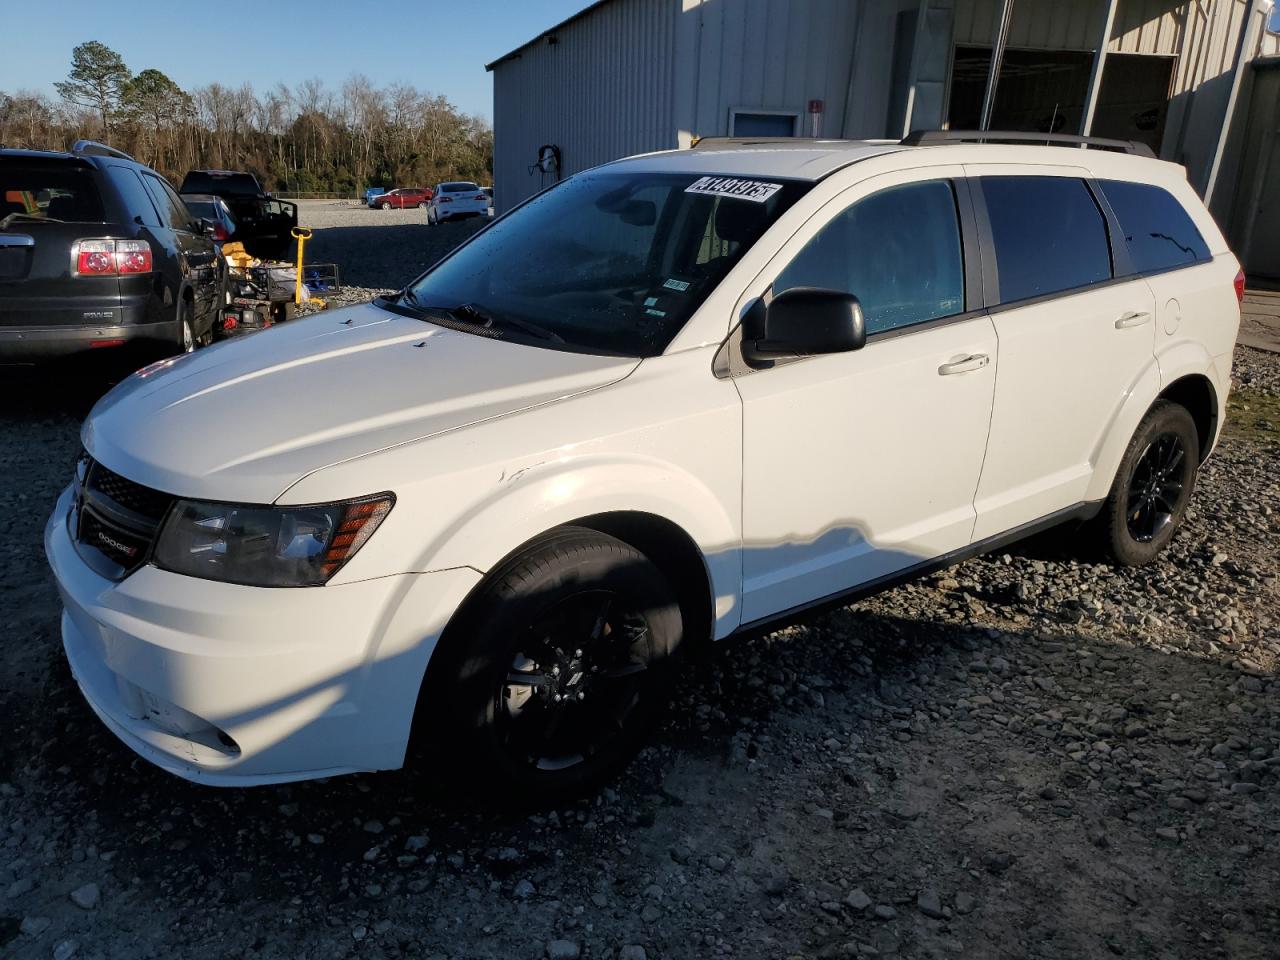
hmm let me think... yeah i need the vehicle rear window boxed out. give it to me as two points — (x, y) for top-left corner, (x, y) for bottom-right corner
(442, 182), (479, 193)
(180, 171), (261, 197)
(980, 176), (1112, 304)
(1, 160), (104, 223)
(1098, 179), (1209, 274)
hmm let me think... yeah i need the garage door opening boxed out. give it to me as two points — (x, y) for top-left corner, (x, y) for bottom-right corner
(947, 46), (1175, 154)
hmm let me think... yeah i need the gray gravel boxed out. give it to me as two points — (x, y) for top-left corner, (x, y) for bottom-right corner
(295, 199), (487, 297)
(0, 216), (1277, 959)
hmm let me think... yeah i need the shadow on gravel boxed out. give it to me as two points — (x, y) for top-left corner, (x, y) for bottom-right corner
(304, 219), (486, 290)
(9, 572), (1274, 958)
(0, 357), (132, 423)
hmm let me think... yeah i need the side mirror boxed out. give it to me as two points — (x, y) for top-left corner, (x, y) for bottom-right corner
(199, 218), (217, 237)
(742, 287), (866, 364)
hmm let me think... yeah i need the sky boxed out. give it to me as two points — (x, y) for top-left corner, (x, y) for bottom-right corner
(0, 0), (595, 120)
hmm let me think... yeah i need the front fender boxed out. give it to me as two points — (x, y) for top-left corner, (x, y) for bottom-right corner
(416, 454), (742, 636)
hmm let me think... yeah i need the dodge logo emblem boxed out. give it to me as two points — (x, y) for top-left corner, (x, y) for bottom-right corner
(97, 531), (138, 558)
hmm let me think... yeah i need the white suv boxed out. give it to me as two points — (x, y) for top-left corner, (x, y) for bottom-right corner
(45, 135), (1242, 800)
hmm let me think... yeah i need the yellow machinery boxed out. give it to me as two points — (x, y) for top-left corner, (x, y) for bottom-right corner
(291, 227), (327, 309)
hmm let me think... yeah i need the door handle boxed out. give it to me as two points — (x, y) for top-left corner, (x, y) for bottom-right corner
(938, 353), (990, 376)
(1115, 311), (1152, 329)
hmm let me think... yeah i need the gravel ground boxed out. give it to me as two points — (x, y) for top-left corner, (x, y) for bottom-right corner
(294, 199), (487, 301)
(0, 218), (1277, 960)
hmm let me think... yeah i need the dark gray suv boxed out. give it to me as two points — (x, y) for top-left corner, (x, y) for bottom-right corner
(1, 140), (221, 360)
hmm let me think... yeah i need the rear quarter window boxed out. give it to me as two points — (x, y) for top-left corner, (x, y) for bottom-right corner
(980, 176), (1112, 304)
(1098, 179), (1210, 274)
(106, 167), (161, 227)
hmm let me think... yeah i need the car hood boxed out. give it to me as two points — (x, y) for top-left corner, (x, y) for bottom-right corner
(83, 303), (639, 503)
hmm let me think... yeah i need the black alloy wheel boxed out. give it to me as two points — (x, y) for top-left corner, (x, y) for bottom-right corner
(423, 527), (683, 804)
(498, 588), (659, 772)
(1125, 432), (1186, 543)
(1095, 399), (1199, 566)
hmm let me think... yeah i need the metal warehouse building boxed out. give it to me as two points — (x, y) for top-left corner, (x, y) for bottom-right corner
(487, 0), (1280, 276)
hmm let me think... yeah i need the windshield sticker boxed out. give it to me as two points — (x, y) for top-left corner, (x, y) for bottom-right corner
(643, 296), (660, 306)
(645, 308), (667, 318)
(662, 278), (691, 292)
(684, 176), (783, 203)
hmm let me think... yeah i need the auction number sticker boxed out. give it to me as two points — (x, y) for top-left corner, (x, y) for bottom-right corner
(684, 176), (783, 203)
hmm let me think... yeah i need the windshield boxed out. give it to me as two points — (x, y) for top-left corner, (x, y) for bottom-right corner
(400, 171), (810, 356)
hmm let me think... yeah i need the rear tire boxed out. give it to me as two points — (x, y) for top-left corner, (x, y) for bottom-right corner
(175, 301), (195, 355)
(1095, 400), (1199, 566)
(423, 528), (683, 806)
(381, 201), (391, 210)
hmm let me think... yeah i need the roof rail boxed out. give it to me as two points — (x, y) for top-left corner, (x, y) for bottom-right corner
(901, 129), (1155, 157)
(690, 136), (863, 149)
(70, 139), (135, 161)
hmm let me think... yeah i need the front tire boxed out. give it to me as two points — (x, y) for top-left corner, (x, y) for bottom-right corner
(1096, 400), (1199, 566)
(424, 528), (683, 805)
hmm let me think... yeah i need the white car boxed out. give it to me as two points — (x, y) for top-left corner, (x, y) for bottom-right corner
(46, 134), (1241, 801)
(426, 181), (490, 224)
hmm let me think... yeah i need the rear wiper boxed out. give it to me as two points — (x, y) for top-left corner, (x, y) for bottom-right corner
(428, 301), (564, 344)
(0, 212), (62, 229)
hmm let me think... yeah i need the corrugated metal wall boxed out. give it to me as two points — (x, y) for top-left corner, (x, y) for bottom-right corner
(682, 0), (863, 137)
(490, 0), (679, 213)
(491, 0), (865, 210)
(491, 0), (1280, 210)
(1166, 0), (1276, 196)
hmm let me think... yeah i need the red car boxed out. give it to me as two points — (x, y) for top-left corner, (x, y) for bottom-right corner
(371, 187), (432, 210)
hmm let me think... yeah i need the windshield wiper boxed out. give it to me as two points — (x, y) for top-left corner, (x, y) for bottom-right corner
(432, 301), (564, 344)
(0, 212), (63, 229)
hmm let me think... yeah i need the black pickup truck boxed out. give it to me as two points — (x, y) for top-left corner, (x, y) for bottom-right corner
(179, 170), (296, 259)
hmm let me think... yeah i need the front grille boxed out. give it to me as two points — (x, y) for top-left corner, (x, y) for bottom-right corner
(74, 456), (175, 578)
(87, 462), (173, 522)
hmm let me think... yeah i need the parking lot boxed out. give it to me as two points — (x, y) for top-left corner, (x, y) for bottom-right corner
(1, 212), (1277, 960)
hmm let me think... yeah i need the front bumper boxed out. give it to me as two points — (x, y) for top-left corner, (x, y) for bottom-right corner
(45, 486), (479, 786)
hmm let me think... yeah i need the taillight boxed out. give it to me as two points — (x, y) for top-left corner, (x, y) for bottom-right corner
(71, 239), (153, 277)
(115, 239), (152, 274)
(473, 195), (486, 201)
(213, 223), (229, 241)
(74, 240), (116, 275)
(439, 196), (452, 203)
(1234, 268), (1245, 304)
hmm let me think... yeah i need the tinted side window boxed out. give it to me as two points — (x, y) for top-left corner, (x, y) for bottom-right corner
(107, 167), (160, 227)
(980, 177), (1111, 304)
(1098, 179), (1209, 273)
(142, 174), (191, 231)
(774, 180), (965, 335)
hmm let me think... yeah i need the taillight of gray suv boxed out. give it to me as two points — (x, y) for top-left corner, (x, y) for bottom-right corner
(1, 140), (221, 361)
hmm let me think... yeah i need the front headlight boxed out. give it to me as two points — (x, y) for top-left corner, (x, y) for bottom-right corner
(153, 493), (394, 587)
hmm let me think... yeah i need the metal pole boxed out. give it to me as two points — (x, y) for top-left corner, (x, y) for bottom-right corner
(1080, 0), (1121, 136)
(1206, 0), (1265, 205)
(980, 0), (1015, 130)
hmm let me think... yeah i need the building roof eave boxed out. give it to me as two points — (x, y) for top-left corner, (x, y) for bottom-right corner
(485, 0), (618, 71)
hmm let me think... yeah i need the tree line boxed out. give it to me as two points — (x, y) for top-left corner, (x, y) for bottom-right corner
(0, 41), (493, 195)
